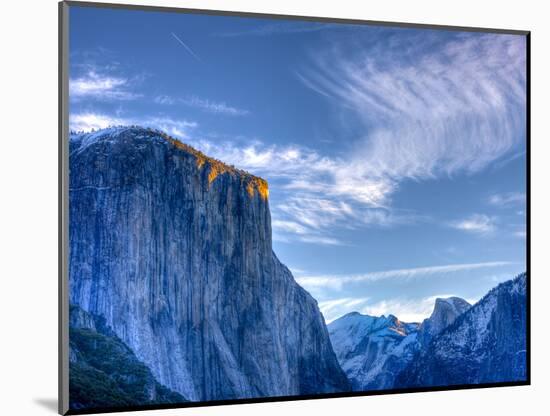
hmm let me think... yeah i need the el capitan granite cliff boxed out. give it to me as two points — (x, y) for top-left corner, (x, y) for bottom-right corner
(68, 126), (350, 405)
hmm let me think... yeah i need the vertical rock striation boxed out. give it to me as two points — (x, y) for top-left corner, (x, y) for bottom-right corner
(69, 127), (350, 402)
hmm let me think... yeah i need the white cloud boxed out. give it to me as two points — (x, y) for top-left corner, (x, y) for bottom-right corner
(288, 267), (307, 275)
(488, 192), (526, 206)
(451, 214), (496, 234)
(146, 117), (198, 139)
(69, 112), (197, 139)
(271, 218), (346, 246)
(320, 293), (479, 323)
(298, 33), (526, 186)
(69, 113), (128, 132)
(360, 294), (471, 323)
(361, 298), (435, 323)
(69, 109), (383, 248)
(514, 230), (527, 239)
(269, 33), (525, 244)
(278, 197), (353, 230)
(174, 137), (406, 243)
(296, 261), (513, 290)
(154, 94), (249, 116)
(70, 71), (140, 101)
(297, 235), (345, 246)
(183, 96), (249, 116)
(319, 297), (370, 323)
(154, 95), (177, 105)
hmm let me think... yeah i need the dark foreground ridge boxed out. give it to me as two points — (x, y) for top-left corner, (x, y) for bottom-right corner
(69, 305), (186, 410)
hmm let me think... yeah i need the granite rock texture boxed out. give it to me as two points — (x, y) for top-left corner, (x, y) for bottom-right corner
(69, 127), (350, 402)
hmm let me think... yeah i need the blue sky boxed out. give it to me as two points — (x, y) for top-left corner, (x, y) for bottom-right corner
(68, 6), (527, 323)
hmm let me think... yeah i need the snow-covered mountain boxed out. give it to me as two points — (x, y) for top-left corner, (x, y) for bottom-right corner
(396, 273), (527, 387)
(328, 313), (419, 390)
(418, 297), (472, 347)
(328, 296), (470, 391)
(68, 127), (350, 405)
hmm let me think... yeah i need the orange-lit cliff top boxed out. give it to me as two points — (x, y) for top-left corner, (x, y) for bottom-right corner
(155, 128), (269, 200)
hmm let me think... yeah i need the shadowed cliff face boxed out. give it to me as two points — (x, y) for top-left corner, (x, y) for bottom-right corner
(69, 127), (350, 401)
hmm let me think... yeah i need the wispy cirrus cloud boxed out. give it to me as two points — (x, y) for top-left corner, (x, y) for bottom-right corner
(297, 32), (526, 193)
(155, 94), (249, 116)
(237, 32), (525, 244)
(271, 219), (344, 246)
(70, 71), (141, 101)
(295, 261), (513, 290)
(450, 214), (497, 234)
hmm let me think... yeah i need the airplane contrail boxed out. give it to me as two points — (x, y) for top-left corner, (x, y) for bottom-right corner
(171, 32), (201, 62)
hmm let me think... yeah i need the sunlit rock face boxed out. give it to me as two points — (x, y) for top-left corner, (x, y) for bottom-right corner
(69, 126), (350, 402)
(396, 273), (527, 387)
(328, 296), (471, 391)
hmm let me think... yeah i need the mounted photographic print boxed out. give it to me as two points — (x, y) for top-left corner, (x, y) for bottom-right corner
(58, 1), (530, 414)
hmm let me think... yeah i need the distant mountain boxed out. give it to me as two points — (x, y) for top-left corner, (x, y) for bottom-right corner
(328, 296), (470, 391)
(418, 297), (472, 347)
(69, 126), (350, 406)
(69, 305), (185, 410)
(328, 313), (419, 390)
(396, 273), (527, 387)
